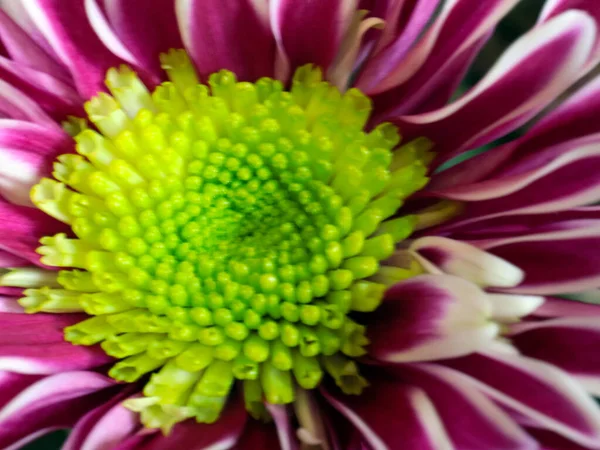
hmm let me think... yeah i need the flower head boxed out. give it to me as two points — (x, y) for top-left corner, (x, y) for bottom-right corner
(1, 1), (600, 449)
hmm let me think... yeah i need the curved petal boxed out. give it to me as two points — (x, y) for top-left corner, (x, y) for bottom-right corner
(63, 393), (138, 450)
(511, 317), (600, 377)
(367, 274), (498, 363)
(321, 376), (452, 450)
(443, 352), (600, 448)
(393, 11), (596, 166)
(533, 296), (600, 318)
(141, 395), (247, 450)
(22, 0), (129, 98)
(100, 0), (183, 77)
(399, 364), (537, 450)
(177, 0), (275, 81)
(0, 371), (116, 450)
(270, 0), (356, 76)
(0, 313), (83, 345)
(479, 223), (600, 295)
(410, 236), (524, 288)
(266, 404), (299, 450)
(0, 250), (28, 268)
(0, 121), (72, 206)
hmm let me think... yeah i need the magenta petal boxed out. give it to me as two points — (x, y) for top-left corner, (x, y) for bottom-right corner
(443, 352), (600, 448)
(367, 274), (497, 363)
(533, 296), (600, 318)
(63, 392), (138, 450)
(141, 395), (247, 450)
(511, 317), (600, 377)
(399, 364), (537, 449)
(394, 11), (596, 166)
(0, 198), (68, 266)
(177, 0), (275, 81)
(322, 375), (450, 450)
(478, 223), (600, 295)
(22, 0), (129, 98)
(0, 313), (84, 345)
(0, 250), (28, 268)
(270, 0), (354, 75)
(0, 371), (116, 450)
(102, 0), (182, 78)
(266, 403), (300, 450)
(0, 9), (69, 80)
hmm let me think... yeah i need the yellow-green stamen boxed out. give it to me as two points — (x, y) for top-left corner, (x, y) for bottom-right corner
(20, 50), (430, 432)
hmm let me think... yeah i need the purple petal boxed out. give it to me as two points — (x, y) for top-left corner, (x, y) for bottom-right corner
(399, 364), (537, 449)
(393, 11), (596, 167)
(177, 0), (275, 81)
(410, 236), (524, 288)
(22, 0), (131, 98)
(511, 317), (600, 378)
(99, 0), (183, 78)
(478, 223), (600, 295)
(443, 352), (600, 448)
(63, 392), (138, 450)
(265, 404), (299, 450)
(233, 422), (281, 449)
(270, 0), (355, 76)
(141, 395), (247, 450)
(0, 371), (116, 450)
(533, 296), (600, 318)
(321, 375), (451, 450)
(0, 250), (28, 268)
(367, 274), (497, 363)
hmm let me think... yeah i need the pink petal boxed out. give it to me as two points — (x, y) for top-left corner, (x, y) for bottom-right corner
(0, 56), (82, 120)
(0, 250), (28, 268)
(0, 8), (69, 80)
(443, 352), (600, 448)
(321, 375), (451, 450)
(98, 0), (183, 78)
(410, 236), (524, 288)
(0, 120), (73, 205)
(0, 371), (116, 450)
(63, 392), (138, 450)
(399, 364), (537, 449)
(266, 404), (299, 450)
(22, 0), (130, 98)
(0, 198), (68, 266)
(393, 10), (596, 167)
(270, 0), (355, 77)
(0, 296), (25, 313)
(478, 223), (600, 295)
(176, 0), (275, 81)
(141, 395), (247, 450)
(533, 296), (600, 318)
(367, 274), (497, 363)
(0, 313), (84, 345)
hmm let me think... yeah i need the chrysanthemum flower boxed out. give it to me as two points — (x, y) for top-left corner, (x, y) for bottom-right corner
(0, 0), (600, 448)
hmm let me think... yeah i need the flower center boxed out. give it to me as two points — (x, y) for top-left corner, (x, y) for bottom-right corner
(22, 51), (430, 432)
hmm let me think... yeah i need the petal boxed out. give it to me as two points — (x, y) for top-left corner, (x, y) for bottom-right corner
(0, 296), (24, 313)
(367, 274), (498, 363)
(0, 250), (29, 268)
(393, 11), (596, 166)
(533, 296), (600, 318)
(487, 293), (545, 322)
(63, 393), (138, 450)
(511, 317), (600, 377)
(321, 376), (451, 450)
(270, 0), (356, 76)
(0, 120), (73, 206)
(0, 8), (69, 80)
(0, 198), (68, 266)
(539, 0), (600, 73)
(176, 0), (275, 81)
(22, 0), (130, 98)
(99, 0), (183, 77)
(0, 313), (84, 345)
(443, 352), (600, 448)
(0, 371), (116, 450)
(410, 236), (524, 288)
(399, 364), (537, 450)
(265, 404), (299, 450)
(233, 422), (281, 449)
(479, 223), (600, 294)
(141, 395), (247, 450)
